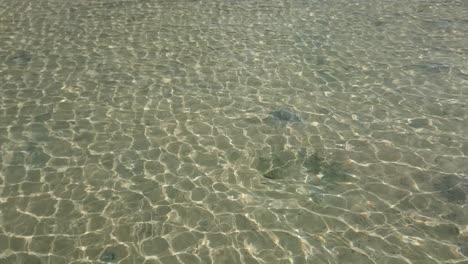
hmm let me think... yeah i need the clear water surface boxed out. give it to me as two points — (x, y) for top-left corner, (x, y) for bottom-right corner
(0, 0), (467, 263)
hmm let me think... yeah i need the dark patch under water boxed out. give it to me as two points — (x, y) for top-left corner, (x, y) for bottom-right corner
(408, 118), (430, 129)
(269, 109), (302, 123)
(257, 149), (354, 183)
(434, 174), (467, 204)
(302, 153), (323, 174)
(320, 161), (355, 183)
(8, 50), (32, 65)
(99, 252), (116, 262)
(405, 61), (451, 74)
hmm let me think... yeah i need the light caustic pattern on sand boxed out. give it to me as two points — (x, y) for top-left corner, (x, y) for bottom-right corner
(0, 0), (467, 263)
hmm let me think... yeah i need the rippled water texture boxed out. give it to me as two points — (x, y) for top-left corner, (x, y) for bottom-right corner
(1, 0), (468, 263)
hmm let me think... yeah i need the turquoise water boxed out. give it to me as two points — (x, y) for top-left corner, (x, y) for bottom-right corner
(0, 0), (467, 263)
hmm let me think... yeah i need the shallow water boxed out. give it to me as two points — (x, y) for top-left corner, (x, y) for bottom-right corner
(0, 0), (467, 263)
